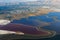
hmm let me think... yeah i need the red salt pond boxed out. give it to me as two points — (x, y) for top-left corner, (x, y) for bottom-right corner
(0, 23), (55, 36)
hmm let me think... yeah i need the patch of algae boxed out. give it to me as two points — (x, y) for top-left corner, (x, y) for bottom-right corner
(0, 29), (56, 39)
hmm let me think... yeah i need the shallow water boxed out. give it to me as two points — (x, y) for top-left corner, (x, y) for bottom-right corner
(11, 12), (60, 34)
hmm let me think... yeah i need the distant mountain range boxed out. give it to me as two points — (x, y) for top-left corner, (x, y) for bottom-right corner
(1, 0), (59, 11)
(0, 1), (51, 11)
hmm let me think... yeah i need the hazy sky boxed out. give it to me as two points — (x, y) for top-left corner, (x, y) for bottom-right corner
(0, 0), (60, 6)
(0, 0), (38, 2)
(0, 0), (59, 2)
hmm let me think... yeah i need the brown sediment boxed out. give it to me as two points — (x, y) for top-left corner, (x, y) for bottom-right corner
(34, 8), (54, 15)
(0, 14), (7, 19)
(0, 8), (53, 19)
(0, 8), (55, 20)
